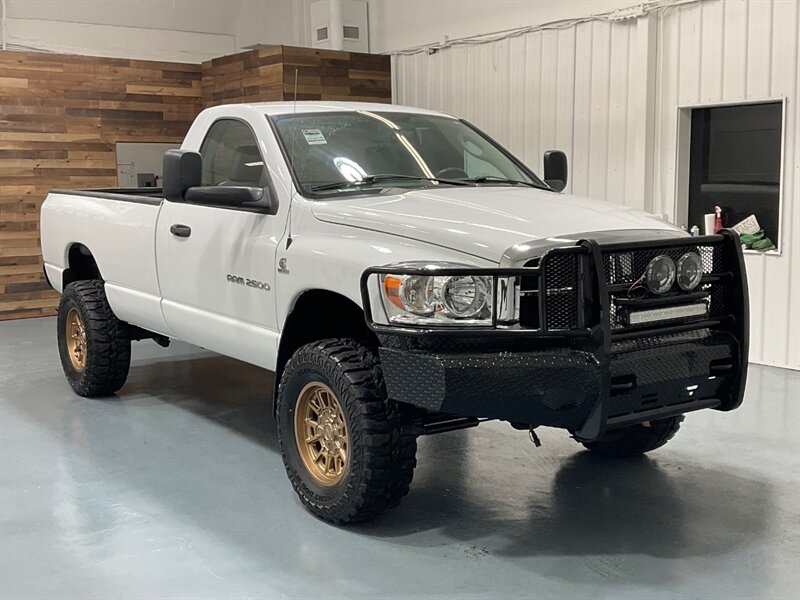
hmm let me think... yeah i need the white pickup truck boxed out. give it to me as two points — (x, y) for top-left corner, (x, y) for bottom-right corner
(41, 101), (749, 523)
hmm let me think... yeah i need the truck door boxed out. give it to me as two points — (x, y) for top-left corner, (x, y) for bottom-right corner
(156, 117), (286, 370)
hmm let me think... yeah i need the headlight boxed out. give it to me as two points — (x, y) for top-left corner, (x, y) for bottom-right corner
(676, 252), (703, 291)
(383, 274), (434, 315)
(644, 255), (676, 294)
(380, 270), (493, 326)
(441, 275), (490, 318)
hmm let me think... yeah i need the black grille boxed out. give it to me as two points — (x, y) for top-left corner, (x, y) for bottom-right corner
(520, 252), (585, 331)
(518, 275), (541, 329)
(543, 254), (580, 329)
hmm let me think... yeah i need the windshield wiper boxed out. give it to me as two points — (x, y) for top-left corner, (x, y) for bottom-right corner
(463, 175), (547, 189)
(310, 174), (471, 192)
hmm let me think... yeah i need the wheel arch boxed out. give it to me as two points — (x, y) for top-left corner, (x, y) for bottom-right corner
(273, 288), (377, 415)
(63, 243), (103, 288)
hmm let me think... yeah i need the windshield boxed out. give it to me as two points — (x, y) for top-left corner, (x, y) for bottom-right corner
(270, 111), (547, 196)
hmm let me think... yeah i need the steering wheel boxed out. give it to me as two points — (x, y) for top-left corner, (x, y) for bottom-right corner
(435, 167), (469, 180)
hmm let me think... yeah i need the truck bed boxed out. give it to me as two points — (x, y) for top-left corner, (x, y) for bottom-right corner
(41, 188), (167, 334)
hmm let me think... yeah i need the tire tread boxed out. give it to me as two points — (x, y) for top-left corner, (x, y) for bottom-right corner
(276, 338), (417, 523)
(580, 415), (684, 457)
(58, 280), (131, 397)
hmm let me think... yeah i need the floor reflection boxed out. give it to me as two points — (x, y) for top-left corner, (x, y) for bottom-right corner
(11, 352), (777, 573)
(360, 433), (775, 563)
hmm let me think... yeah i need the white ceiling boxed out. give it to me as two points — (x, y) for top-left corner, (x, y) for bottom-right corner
(4, 0), (649, 57)
(6, 0), (243, 35)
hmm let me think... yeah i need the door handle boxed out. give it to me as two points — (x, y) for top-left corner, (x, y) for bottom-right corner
(170, 224), (191, 238)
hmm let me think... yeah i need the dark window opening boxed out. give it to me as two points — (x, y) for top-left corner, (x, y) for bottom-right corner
(688, 101), (782, 246)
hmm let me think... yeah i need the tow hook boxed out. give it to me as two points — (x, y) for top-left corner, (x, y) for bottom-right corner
(528, 427), (542, 448)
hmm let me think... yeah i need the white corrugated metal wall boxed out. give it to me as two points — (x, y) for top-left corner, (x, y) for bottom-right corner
(392, 0), (799, 370)
(653, 0), (799, 369)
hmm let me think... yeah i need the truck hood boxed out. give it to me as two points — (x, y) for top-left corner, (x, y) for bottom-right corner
(310, 186), (682, 262)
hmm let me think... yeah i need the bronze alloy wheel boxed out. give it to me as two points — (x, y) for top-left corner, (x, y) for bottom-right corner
(294, 381), (349, 486)
(277, 339), (418, 523)
(56, 281), (131, 397)
(65, 307), (88, 372)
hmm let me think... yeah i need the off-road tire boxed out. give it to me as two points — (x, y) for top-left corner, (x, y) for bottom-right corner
(276, 338), (417, 524)
(57, 280), (131, 397)
(579, 415), (684, 457)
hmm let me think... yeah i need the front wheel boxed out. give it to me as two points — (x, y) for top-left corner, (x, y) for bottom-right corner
(276, 339), (417, 524)
(577, 415), (684, 457)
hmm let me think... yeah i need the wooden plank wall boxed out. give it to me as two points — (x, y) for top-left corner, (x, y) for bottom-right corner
(0, 45), (391, 321)
(0, 50), (203, 320)
(201, 45), (391, 106)
(201, 46), (284, 107)
(280, 46), (391, 103)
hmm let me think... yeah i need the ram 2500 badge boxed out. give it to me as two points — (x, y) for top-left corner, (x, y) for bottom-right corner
(41, 102), (748, 524)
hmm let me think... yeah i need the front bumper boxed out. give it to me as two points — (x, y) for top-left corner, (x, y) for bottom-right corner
(362, 230), (749, 440)
(379, 329), (740, 436)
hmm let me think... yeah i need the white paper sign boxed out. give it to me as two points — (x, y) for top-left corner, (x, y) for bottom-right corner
(731, 214), (760, 235)
(302, 128), (327, 145)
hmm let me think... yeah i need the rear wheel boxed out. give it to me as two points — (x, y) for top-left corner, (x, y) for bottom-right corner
(276, 339), (417, 524)
(57, 280), (131, 397)
(578, 415), (684, 457)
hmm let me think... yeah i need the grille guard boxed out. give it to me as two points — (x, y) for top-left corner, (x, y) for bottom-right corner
(360, 229), (749, 438)
(360, 244), (592, 338)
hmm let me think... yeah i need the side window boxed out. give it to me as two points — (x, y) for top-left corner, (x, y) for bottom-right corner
(199, 119), (266, 187)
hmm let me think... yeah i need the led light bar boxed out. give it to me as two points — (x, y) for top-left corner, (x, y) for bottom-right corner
(628, 303), (708, 326)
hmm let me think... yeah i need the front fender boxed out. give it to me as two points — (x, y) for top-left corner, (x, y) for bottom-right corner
(275, 229), (493, 330)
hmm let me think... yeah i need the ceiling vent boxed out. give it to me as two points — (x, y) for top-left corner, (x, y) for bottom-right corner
(310, 0), (368, 52)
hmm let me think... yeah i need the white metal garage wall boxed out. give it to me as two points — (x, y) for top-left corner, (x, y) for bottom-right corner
(652, 0), (799, 369)
(392, 0), (799, 370)
(392, 17), (652, 207)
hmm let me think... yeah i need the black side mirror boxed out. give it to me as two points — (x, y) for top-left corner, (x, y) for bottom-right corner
(184, 186), (277, 213)
(163, 150), (202, 202)
(543, 150), (568, 192)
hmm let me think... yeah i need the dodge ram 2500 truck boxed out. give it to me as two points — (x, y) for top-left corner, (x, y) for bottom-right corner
(41, 102), (748, 524)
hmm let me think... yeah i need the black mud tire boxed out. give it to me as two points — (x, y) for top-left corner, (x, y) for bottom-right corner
(57, 280), (131, 397)
(579, 415), (684, 457)
(276, 339), (417, 524)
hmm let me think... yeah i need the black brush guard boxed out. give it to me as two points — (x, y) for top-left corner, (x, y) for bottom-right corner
(359, 230), (749, 440)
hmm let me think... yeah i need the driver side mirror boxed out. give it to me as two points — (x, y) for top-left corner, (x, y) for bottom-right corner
(543, 150), (568, 192)
(163, 149), (202, 202)
(163, 149), (278, 213)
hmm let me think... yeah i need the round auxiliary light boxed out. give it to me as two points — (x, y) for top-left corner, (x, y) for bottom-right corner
(676, 252), (704, 291)
(441, 275), (489, 318)
(645, 255), (676, 294)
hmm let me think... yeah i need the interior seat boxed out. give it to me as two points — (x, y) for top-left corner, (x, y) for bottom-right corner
(224, 145), (265, 186)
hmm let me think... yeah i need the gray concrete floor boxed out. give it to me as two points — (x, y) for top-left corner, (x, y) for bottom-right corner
(1, 317), (798, 600)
